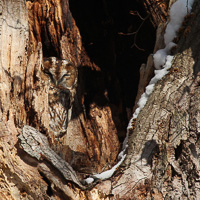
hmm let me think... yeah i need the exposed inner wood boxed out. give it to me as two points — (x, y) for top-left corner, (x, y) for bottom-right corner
(1, 0), (199, 199)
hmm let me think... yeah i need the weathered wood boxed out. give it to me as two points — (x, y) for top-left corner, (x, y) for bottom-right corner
(111, 1), (200, 199)
(1, 0), (200, 199)
(133, 54), (155, 113)
(0, 0), (120, 199)
(0, 121), (50, 199)
(0, 0), (28, 125)
(26, 0), (120, 174)
(19, 125), (86, 189)
(142, 0), (169, 27)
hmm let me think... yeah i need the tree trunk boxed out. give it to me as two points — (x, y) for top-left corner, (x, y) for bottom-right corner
(0, 0), (120, 199)
(1, 0), (200, 199)
(112, 1), (200, 199)
(26, 0), (120, 174)
(141, 0), (169, 27)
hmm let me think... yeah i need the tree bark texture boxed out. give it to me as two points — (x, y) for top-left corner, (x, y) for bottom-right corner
(112, 1), (200, 199)
(1, 0), (200, 199)
(26, 0), (120, 174)
(140, 0), (169, 27)
(0, 0), (119, 199)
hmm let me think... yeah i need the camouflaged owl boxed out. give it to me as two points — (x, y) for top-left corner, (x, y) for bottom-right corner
(42, 57), (78, 137)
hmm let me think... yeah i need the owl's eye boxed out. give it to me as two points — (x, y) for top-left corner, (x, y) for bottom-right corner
(44, 71), (52, 77)
(59, 73), (71, 82)
(63, 73), (71, 78)
(55, 74), (71, 86)
(44, 71), (54, 82)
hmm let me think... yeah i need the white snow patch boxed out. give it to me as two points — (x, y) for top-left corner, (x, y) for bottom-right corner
(130, 55), (174, 121)
(93, 154), (126, 180)
(84, 0), (195, 185)
(153, 42), (176, 69)
(126, 0), (194, 162)
(164, 0), (194, 45)
(145, 84), (155, 96)
(84, 154), (126, 184)
(122, 1), (195, 176)
(118, 146), (127, 160)
(154, 0), (194, 69)
(84, 177), (94, 184)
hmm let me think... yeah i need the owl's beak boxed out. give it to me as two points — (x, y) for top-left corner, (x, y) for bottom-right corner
(54, 80), (58, 86)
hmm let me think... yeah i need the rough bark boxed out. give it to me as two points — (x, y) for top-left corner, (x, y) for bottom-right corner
(26, 0), (120, 174)
(1, 0), (200, 199)
(112, 1), (200, 199)
(133, 0), (169, 113)
(0, 0), (119, 199)
(141, 0), (169, 27)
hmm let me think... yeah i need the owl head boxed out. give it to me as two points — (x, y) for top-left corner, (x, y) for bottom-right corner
(42, 57), (78, 90)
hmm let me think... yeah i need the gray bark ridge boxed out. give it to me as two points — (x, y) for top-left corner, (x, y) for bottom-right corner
(18, 125), (86, 189)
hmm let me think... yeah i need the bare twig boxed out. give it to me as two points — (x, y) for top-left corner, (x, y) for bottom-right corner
(118, 12), (150, 51)
(129, 10), (146, 20)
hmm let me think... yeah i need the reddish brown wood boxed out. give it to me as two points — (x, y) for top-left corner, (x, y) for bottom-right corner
(1, 0), (200, 199)
(26, 0), (120, 174)
(142, 0), (169, 26)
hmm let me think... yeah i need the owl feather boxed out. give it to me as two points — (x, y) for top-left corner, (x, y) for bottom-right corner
(42, 57), (78, 137)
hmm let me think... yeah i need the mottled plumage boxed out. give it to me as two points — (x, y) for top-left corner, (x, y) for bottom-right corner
(42, 57), (78, 137)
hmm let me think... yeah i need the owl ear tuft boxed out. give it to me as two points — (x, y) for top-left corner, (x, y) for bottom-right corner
(42, 58), (51, 72)
(66, 62), (77, 70)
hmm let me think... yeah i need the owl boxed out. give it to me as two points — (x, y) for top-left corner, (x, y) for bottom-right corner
(42, 57), (78, 137)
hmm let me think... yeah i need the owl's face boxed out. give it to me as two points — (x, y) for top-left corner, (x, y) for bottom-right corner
(42, 57), (77, 90)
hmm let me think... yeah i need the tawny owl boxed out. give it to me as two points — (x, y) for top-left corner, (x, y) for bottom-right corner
(42, 57), (78, 138)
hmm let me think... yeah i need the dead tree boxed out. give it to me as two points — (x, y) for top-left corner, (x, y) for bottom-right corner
(0, 0), (119, 199)
(0, 0), (200, 199)
(113, 1), (200, 199)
